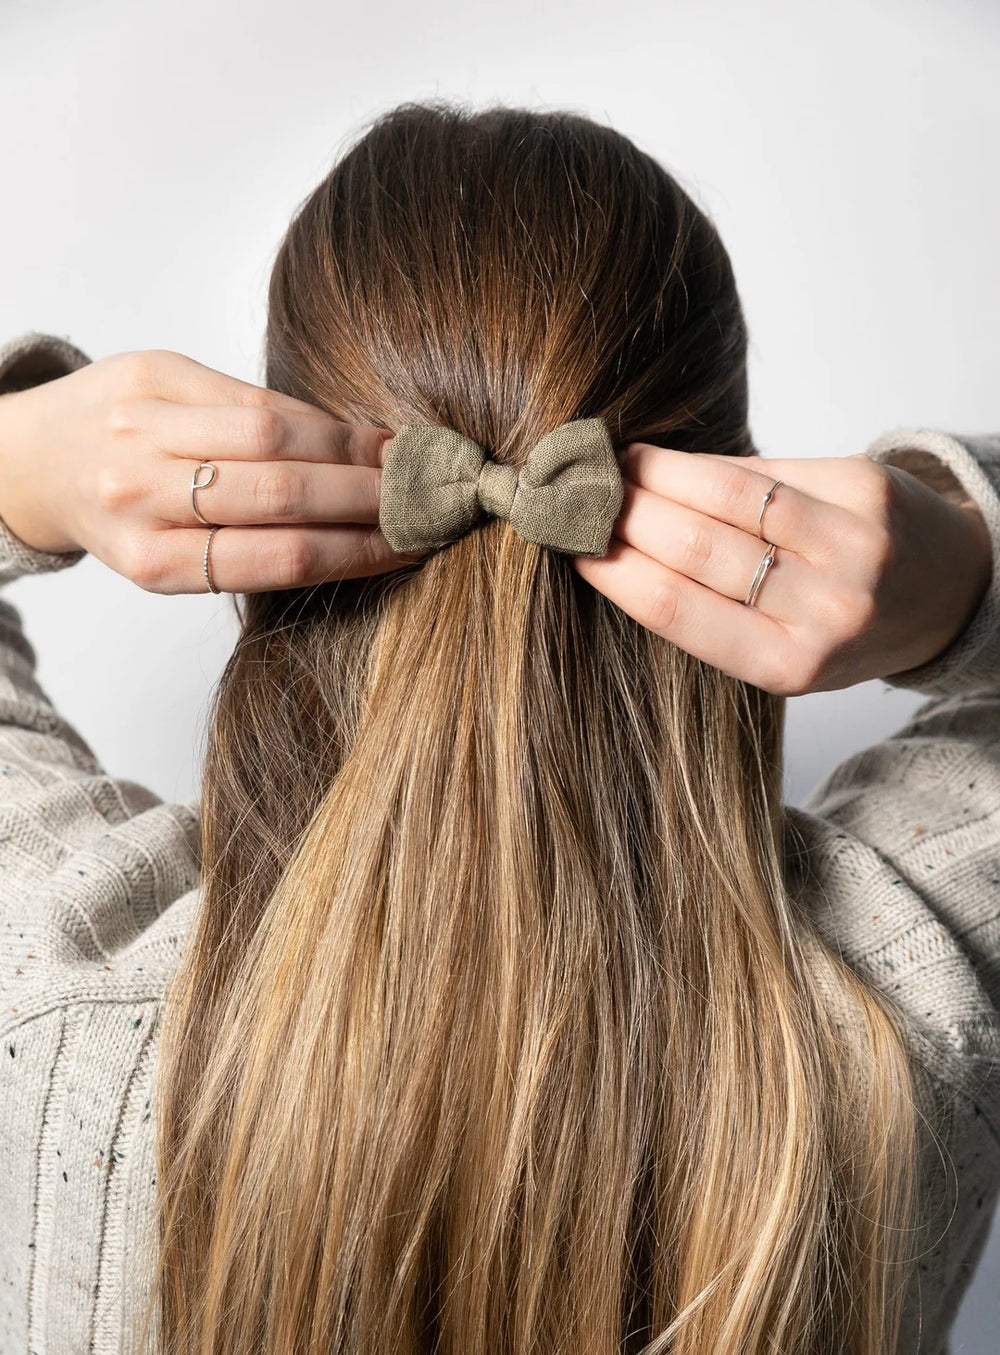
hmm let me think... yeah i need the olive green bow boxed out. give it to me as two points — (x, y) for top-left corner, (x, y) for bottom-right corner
(378, 417), (624, 557)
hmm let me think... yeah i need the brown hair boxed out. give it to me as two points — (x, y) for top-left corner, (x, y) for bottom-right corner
(141, 101), (921, 1354)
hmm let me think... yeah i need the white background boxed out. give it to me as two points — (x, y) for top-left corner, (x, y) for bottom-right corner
(1, 0), (997, 1344)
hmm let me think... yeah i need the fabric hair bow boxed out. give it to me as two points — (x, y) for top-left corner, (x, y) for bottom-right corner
(378, 417), (624, 557)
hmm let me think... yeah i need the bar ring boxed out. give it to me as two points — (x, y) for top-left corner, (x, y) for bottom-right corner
(745, 542), (776, 608)
(756, 478), (783, 539)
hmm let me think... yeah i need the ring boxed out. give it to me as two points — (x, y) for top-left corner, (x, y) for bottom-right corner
(191, 461), (218, 526)
(756, 478), (783, 539)
(745, 542), (776, 608)
(204, 526), (222, 594)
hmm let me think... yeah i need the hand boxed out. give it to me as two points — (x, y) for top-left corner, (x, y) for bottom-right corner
(0, 349), (419, 593)
(572, 443), (993, 696)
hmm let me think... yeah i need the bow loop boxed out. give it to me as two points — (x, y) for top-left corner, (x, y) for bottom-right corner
(379, 417), (623, 557)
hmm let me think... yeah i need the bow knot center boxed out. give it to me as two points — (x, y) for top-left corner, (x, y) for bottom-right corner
(477, 459), (519, 520)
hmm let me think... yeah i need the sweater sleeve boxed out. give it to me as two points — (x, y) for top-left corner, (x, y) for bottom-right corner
(863, 427), (1000, 697)
(790, 425), (1000, 1087)
(786, 430), (1000, 1355)
(0, 337), (203, 1355)
(0, 332), (91, 581)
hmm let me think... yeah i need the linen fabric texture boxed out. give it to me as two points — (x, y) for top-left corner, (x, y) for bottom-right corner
(378, 418), (625, 556)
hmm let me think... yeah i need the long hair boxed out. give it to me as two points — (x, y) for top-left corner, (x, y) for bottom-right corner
(140, 101), (923, 1354)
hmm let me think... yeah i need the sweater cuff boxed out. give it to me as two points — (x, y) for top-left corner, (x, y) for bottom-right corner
(0, 332), (93, 581)
(864, 427), (1000, 697)
(0, 331), (91, 395)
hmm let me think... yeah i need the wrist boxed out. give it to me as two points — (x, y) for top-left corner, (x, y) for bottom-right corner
(882, 494), (993, 681)
(954, 499), (994, 627)
(0, 388), (79, 554)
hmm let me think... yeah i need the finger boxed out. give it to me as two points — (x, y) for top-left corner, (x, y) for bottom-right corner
(693, 449), (889, 518)
(130, 398), (392, 468)
(135, 524), (421, 595)
(118, 349), (354, 422)
(621, 444), (868, 561)
(572, 536), (793, 690)
(617, 481), (811, 621)
(149, 455), (383, 528)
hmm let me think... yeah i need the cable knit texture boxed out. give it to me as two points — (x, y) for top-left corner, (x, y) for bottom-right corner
(0, 333), (998, 1355)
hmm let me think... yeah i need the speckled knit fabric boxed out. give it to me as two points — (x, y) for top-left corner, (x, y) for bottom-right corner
(0, 332), (998, 1355)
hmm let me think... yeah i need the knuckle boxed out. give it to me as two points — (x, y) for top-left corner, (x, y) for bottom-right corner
(362, 467), (383, 520)
(755, 663), (795, 698)
(850, 587), (879, 636)
(347, 528), (380, 574)
(709, 462), (750, 519)
(750, 645), (790, 696)
(253, 463), (300, 520)
(119, 537), (166, 592)
(775, 646), (828, 696)
(343, 422), (384, 469)
(675, 519), (715, 574)
(248, 405), (287, 459)
(110, 350), (158, 394)
(753, 635), (831, 696)
(241, 381), (274, 409)
(642, 579), (681, 636)
(852, 456), (897, 519)
(270, 532), (315, 589)
(358, 526), (399, 575)
(824, 583), (878, 639)
(328, 420), (356, 463)
(94, 463), (137, 513)
(105, 398), (140, 438)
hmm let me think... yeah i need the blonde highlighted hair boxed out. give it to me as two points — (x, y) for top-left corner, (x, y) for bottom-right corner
(138, 102), (923, 1353)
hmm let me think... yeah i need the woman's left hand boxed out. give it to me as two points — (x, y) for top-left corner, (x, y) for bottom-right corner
(572, 441), (992, 697)
(0, 348), (419, 593)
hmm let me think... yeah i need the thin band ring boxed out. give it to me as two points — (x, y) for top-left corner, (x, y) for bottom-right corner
(745, 542), (776, 608)
(756, 478), (783, 539)
(191, 461), (218, 525)
(204, 526), (223, 594)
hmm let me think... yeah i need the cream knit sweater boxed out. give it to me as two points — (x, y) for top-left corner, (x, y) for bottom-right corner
(0, 332), (998, 1355)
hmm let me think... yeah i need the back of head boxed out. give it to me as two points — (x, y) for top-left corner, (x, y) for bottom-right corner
(266, 101), (751, 459)
(145, 103), (921, 1355)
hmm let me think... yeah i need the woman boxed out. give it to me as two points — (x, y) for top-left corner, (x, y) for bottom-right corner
(0, 102), (996, 1355)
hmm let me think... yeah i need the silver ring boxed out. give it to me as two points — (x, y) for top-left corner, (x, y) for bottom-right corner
(191, 461), (218, 525)
(204, 526), (222, 594)
(745, 541), (776, 608)
(756, 478), (783, 540)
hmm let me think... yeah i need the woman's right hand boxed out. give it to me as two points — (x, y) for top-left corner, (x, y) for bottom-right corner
(572, 443), (994, 696)
(0, 348), (421, 593)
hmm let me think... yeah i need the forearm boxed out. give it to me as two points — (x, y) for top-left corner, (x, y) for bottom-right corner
(0, 385), (87, 571)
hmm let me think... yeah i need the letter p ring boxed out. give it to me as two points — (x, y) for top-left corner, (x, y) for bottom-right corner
(190, 461), (223, 594)
(745, 478), (783, 609)
(191, 461), (217, 524)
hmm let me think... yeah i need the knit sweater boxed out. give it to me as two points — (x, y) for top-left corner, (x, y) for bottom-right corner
(0, 333), (997, 1355)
